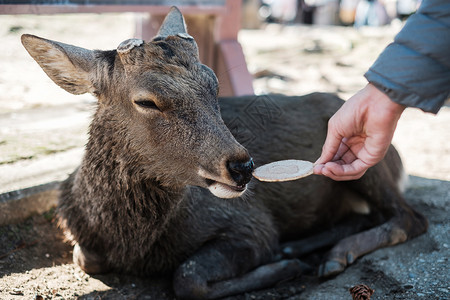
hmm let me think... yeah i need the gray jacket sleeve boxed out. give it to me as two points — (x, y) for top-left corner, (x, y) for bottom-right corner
(364, 0), (450, 113)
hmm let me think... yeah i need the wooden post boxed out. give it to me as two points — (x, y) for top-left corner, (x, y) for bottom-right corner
(133, 0), (254, 97)
(213, 0), (254, 96)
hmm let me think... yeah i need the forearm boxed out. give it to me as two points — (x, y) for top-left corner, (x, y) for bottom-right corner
(365, 0), (450, 113)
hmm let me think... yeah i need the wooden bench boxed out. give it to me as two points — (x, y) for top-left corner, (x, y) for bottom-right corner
(0, 0), (254, 97)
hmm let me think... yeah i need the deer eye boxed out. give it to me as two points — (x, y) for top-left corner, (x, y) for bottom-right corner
(134, 100), (161, 111)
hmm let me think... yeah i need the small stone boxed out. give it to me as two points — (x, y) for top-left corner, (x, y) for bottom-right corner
(404, 285), (414, 290)
(10, 288), (23, 295)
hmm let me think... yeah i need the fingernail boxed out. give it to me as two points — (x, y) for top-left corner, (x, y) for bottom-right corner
(313, 164), (323, 175)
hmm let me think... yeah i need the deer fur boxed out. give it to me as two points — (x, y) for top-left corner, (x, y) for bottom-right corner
(21, 7), (428, 299)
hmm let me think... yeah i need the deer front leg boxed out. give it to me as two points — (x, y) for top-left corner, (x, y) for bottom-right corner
(318, 155), (428, 277)
(172, 240), (309, 299)
(281, 214), (373, 259)
(73, 243), (109, 274)
(319, 210), (428, 277)
(206, 259), (309, 299)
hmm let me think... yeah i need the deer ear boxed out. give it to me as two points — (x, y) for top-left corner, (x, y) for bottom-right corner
(155, 6), (194, 40)
(21, 34), (95, 95)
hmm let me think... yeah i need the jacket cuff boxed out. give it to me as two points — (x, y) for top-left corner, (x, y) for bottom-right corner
(365, 70), (447, 114)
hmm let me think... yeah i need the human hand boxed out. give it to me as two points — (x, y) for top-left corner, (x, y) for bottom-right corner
(313, 83), (405, 180)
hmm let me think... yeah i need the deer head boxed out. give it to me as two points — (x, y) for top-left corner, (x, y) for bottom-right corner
(21, 7), (254, 199)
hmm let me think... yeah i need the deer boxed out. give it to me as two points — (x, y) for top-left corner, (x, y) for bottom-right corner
(21, 7), (428, 299)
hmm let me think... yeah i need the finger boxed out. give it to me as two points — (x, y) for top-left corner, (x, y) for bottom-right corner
(338, 147), (359, 165)
(332, 140), (350, 161)
(321, 166), (366, 181)
(359, 136), (391, 167)
(321, 159), (369, 181)
(328, 146), (359, 166)
(313, 163), (325, 175)
(315, 128), (344, 165)
(328, 159), (369, 176)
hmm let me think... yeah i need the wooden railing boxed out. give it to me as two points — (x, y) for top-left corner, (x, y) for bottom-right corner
(0, 0), (254, 97)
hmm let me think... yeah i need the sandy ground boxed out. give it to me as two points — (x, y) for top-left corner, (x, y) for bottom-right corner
(0, 13), (449, 300)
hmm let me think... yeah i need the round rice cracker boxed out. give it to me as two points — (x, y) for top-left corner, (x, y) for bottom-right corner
(253, 159), (314, 182)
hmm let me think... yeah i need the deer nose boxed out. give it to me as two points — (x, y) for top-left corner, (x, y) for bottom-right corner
(227, 158), (255, 186)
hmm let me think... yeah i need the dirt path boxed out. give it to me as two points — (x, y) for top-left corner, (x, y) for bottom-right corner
(1, 175), (448, 299)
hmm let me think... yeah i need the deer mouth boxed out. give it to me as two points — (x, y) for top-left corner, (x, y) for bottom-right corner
(205, 179), (247, 199)
(198, 169), (248, 199)
(206, 179), (246, 191)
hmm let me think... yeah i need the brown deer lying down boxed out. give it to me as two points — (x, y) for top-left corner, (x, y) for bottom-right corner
(21, 7), (427, 299)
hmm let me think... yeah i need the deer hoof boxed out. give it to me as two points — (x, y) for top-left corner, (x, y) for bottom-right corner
(318, 260), (346, 278)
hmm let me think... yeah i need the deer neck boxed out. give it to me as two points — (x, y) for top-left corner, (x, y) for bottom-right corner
(75, 110), (185, 228)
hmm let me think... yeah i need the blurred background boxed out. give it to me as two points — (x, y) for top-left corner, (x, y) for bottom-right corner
(0, 0), (448, 195)
(242, 0), (420, 28)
